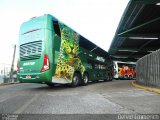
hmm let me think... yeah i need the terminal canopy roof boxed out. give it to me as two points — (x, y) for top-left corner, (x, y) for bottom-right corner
(108, 0), (160, 62)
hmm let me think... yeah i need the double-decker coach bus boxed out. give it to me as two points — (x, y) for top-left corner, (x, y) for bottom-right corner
(17, 14), (113, 87)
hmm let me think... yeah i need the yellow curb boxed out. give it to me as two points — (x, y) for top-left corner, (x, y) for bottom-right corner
(0, 82), (20, 86)
(131, 81), (160, 94)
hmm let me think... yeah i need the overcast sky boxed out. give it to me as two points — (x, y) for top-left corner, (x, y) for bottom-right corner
(0, 0), (129, 68)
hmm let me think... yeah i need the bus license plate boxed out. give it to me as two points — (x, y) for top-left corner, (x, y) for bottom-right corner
(26, 75), (31, 79)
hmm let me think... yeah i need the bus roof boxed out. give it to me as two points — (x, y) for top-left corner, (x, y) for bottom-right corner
(20, 14), (111, 59)
(79, 36), (110, 59)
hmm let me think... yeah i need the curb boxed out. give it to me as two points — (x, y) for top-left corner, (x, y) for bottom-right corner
(0, 82), (20, 86)
(131, 81), (160, 94)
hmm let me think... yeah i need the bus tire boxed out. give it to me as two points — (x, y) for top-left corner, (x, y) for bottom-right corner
(109, 76), (113, 81)
(71, 73), (80, 87)
(129, 75), (133, 80)
(104, 75), (109, 82)
(82, 73), (89, 86)
(124, 75), (128, 80)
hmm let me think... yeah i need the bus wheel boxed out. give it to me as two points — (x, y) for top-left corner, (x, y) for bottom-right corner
(71, 73), (80, 87)
(104, 75), (109, 82)
(109, 75), (113, 81)
(82, 73), (88, 86)
(124, 75), (128, 80)
(129, 75), (133, 80)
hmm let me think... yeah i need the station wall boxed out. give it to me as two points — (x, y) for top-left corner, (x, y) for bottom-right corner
(136, 49), (160, 88)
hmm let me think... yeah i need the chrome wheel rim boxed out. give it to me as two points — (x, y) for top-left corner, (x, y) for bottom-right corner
(73, 76), (79, 85)
(84, 75), (88, 84)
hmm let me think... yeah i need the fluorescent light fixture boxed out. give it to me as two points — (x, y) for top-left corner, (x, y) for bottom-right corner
(129, 37), (158, 40)
(118, 50), (138, 52)
(114, 61), (136, 64)
(156, 3), (160, 5)
(148, 51), (155, 53)
(111, 56), (128, 59)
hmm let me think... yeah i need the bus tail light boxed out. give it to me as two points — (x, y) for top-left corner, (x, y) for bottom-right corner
(41, 54), (50, 72)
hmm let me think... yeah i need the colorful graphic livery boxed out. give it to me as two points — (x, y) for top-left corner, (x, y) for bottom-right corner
(17, 14), (113, 87)
(54, 27), (85, 81)
(113, 61), (136, 79)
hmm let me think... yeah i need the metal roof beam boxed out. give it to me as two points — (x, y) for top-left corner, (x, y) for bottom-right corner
(134, 0), (160, 4)
(121, 33), (160, 38)
(118, 17), (160, 36)
(112, 58), (137, 62)
(110, 47), (155, 52)
(111, 54), (147, 58)
(128, 39), (153, 58)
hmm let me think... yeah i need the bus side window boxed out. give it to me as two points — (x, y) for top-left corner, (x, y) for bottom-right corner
(53, 21), (61, 37)
(87, 59), (95, 69)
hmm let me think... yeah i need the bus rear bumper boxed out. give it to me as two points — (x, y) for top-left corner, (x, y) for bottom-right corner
(17, 72), (51, 83)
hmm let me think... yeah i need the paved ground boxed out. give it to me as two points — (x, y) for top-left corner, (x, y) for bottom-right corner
(0, 80), (159, 119)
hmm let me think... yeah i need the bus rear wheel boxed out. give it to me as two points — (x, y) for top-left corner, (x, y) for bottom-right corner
(124, 75), (128, 80)
(82, 73), (88, 86)
(104, 75), (109, 82)
(71, 73), (80, 87)
(129, 75), (133, 80)
(109, 75), (113, 81)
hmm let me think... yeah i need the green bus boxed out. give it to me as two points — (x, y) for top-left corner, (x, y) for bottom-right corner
(17, 14), (113, 87)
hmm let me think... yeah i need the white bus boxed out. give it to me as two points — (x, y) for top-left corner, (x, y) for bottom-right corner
(113, 61), (136, 79)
